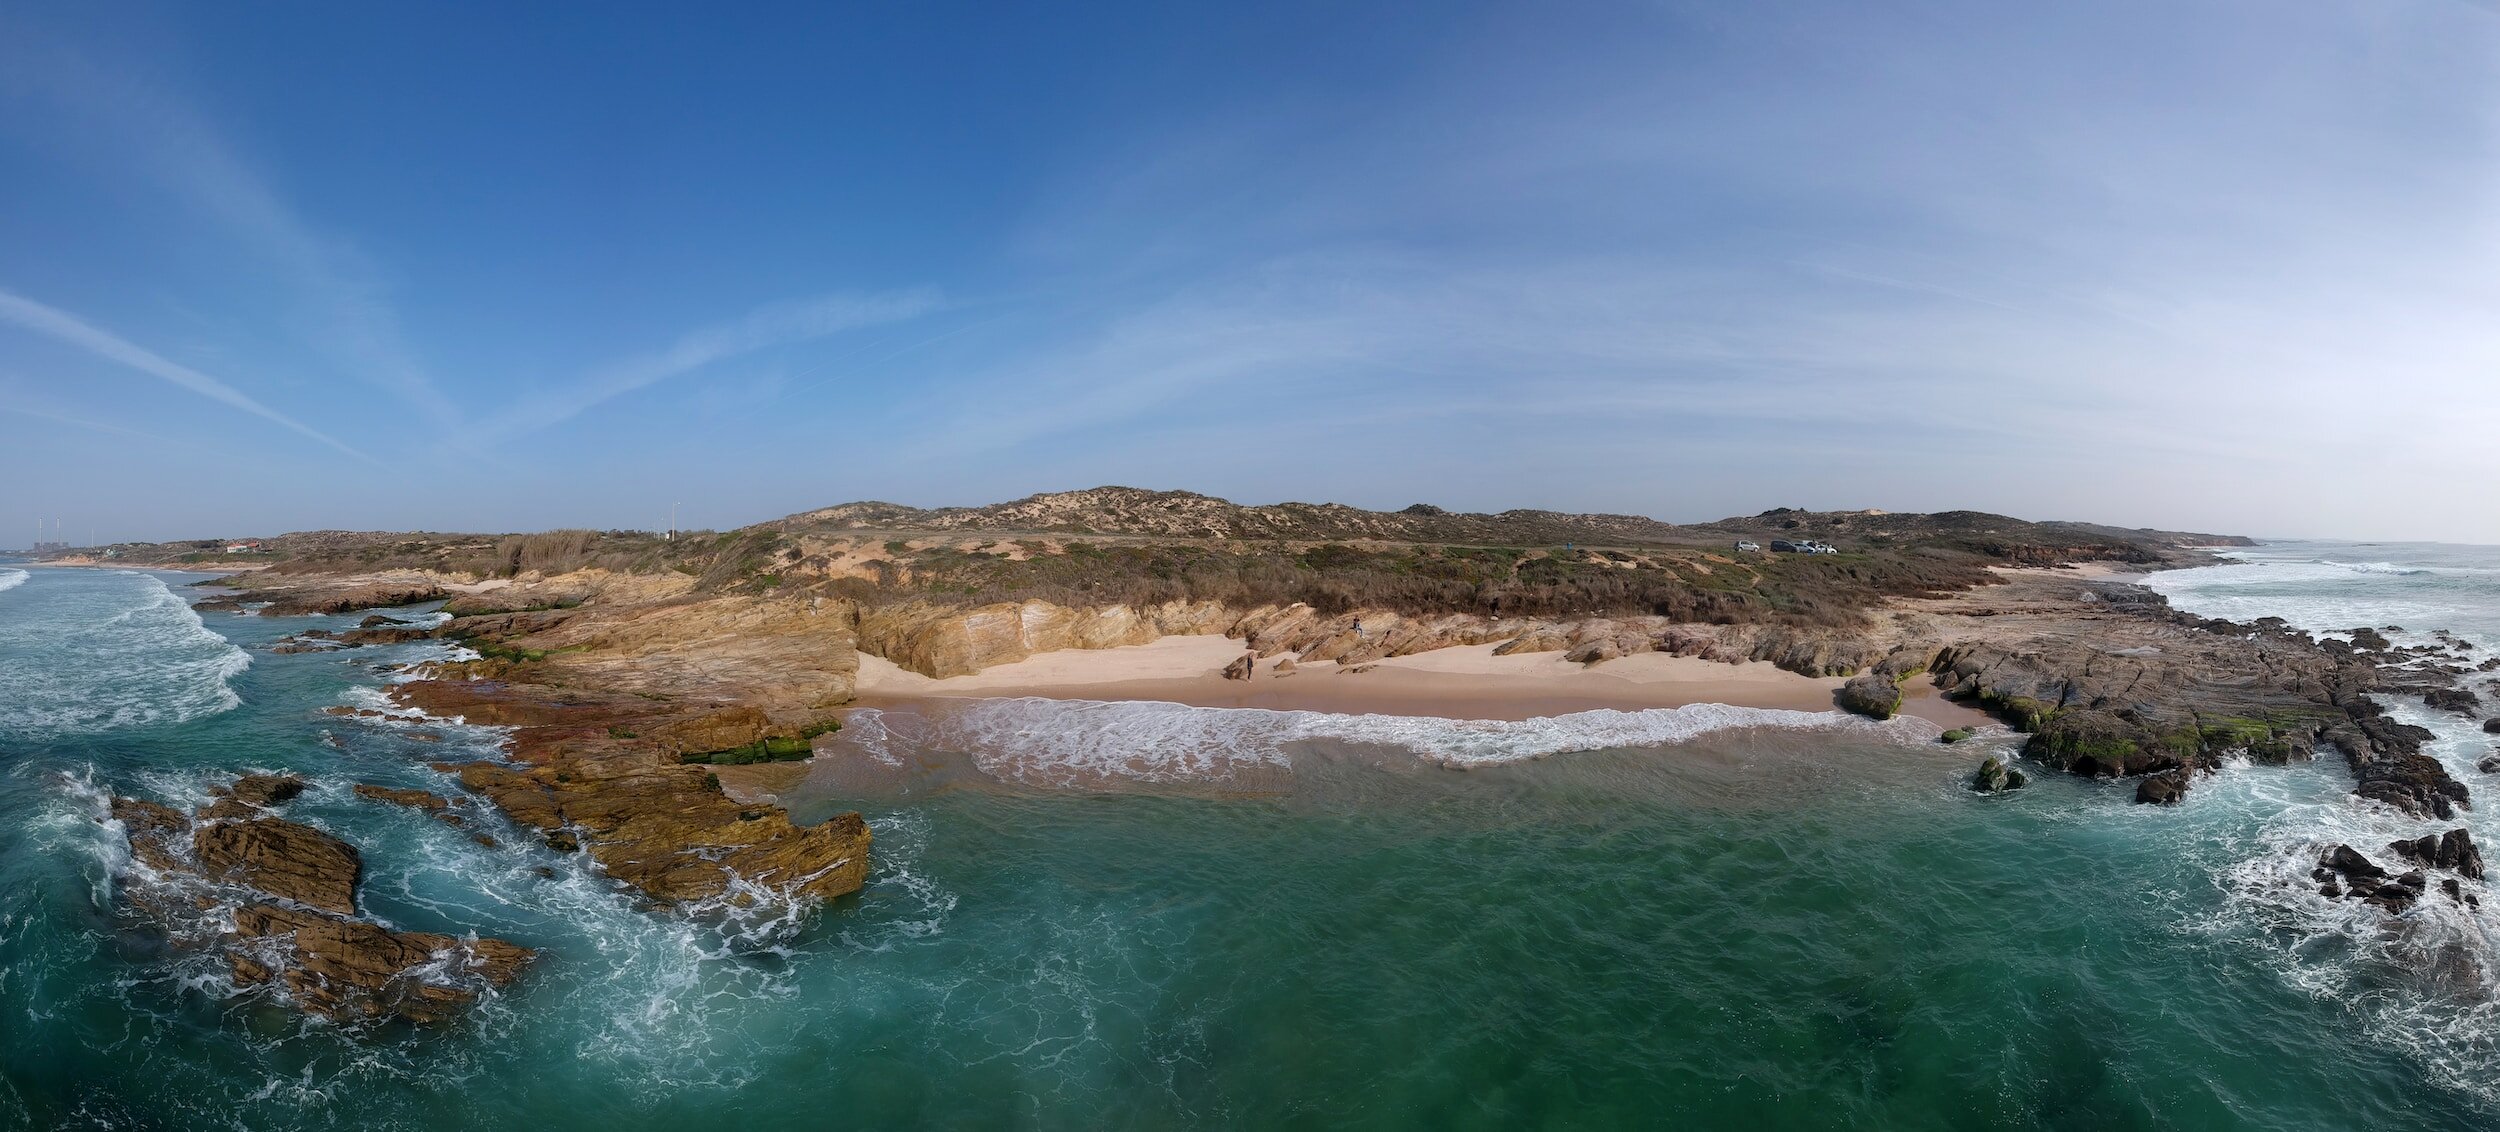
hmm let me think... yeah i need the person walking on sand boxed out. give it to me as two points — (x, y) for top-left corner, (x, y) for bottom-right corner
(1352, 617), (1364, 639)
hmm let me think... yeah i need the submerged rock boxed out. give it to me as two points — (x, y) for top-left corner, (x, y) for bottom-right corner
(104, 776), (535, 1024)
(1970, 755), (2027, 794)
(2135, 770), (2189, 806)
(229, 904), (535, 1024)
(2317, 844), (2448, 914)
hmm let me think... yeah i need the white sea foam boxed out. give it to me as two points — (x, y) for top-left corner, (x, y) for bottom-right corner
(2316, 559), (2436, 577)
(0, 567), (26, 595)
(2151, 541), (2500, 1106)
(0, 572), (251, 739)
(837, 696), (1919, 788)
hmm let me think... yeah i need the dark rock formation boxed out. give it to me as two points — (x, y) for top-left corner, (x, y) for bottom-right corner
(2316, 844), (2426, 913)
(200, 773), (308, 818)
(2135, 770), (2189, 806)
(2389, 827), (2485, 881)
(2484, 718), (2500, 735)
(1970, 755), (2026, 793)
(2425, 688), (2482, 715)
(1932, 605), (2469, 816)
(1836, 672), (1902, 720)
(1222, 653), (1254, 681)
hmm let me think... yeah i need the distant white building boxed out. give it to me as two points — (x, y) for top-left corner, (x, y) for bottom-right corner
(225, 542), (262, 554)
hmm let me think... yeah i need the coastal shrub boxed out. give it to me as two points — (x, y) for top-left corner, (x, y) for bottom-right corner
(843, 537), (2004, 631)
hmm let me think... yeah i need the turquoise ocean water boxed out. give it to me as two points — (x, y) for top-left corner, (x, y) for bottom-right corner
(2, 546), (2498, 1129)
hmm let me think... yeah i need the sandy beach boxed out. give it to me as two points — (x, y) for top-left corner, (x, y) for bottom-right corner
(855, 634), (1993, 727)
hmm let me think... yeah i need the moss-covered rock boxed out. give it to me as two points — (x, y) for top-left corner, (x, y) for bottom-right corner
(1837, 672), (1903, 720)
(1971, 755), (2027, 793)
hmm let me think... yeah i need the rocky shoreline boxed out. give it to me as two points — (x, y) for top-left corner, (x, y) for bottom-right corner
(108, 774), (536, 1025)
(87, 507), (2500, 1022)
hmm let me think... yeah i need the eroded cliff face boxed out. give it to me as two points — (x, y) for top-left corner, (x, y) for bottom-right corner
(851, 596), (1897, 680)
(854, 600), (1236, 677)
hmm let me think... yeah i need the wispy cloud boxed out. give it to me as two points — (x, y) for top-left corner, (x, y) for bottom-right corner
(0, 30), (458, 427)
(479, 290), (942, 437)
(0, 289), (368, 460)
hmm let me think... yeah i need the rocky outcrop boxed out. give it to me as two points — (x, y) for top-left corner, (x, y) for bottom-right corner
(2390, 828), (2485, 881)
(249, 583), (449, 617)
(194, 817), (362, 915)
(1923, 592), (2471, 816)
(229, 904), (535, 1025)
(1970, 756), (2027, 793)
(384, 666), (873, 911)
(2317, 840), (2481, 913)
(105, 776), (534, 1024)
(2134, 770), (2188, 806)
(1836, 673), (1902, 720)
(1222, 653), (1254, 681)
(448, 758), (870, 906)
(2425, 688), (2482, 715)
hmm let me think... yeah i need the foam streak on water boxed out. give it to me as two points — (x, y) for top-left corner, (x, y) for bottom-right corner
(836, 696), (1927, 789)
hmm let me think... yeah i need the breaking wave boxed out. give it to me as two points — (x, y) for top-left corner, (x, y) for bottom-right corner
(0, 567), (27, 595)
(835, 696), (1922, 789)
(0, 572), (250, 740)
(2319, 560), (2435, 577)
(2151, 540), (2500, 1107)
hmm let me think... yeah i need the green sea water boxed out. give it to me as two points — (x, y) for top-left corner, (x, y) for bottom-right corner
(3, 556), (2498, 1129)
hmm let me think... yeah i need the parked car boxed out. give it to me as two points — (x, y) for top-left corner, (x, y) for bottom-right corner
(1733, 541), (1760, 553)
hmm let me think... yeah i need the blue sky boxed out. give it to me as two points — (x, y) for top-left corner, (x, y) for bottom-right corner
(4, 2), (2497, 544)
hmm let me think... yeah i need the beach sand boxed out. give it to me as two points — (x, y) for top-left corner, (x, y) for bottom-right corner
(854, 635), (1993, 728)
